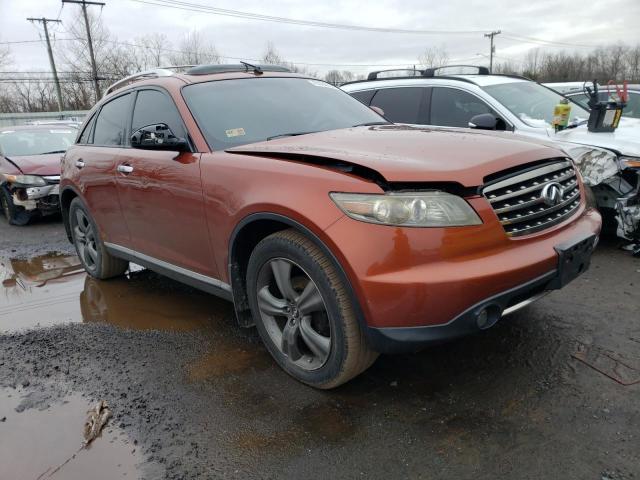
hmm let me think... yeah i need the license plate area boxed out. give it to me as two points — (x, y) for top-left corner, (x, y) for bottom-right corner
(551, 234), (597, 289)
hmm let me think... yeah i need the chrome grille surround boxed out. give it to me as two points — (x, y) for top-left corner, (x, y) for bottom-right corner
(483, 159), (582, 237)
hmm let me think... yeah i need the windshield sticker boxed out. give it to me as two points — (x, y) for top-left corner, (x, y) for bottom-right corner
(0, 131), (15, 134)
(225, 128), (246, 138)
(307, 79), (333, 88)
(50, 130), (74, 134)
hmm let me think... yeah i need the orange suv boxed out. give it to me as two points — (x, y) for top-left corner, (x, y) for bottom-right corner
(60, 64), (601, 388)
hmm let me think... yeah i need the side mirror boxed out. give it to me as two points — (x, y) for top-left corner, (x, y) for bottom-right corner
(468, 113), (498, 130)
(131, 123), (189, 151)
(370, 106), (385, 117)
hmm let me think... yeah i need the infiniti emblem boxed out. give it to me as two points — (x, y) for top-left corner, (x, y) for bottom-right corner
(540, 182), (565, 206)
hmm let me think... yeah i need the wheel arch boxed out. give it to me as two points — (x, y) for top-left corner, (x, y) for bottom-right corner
(228, 213), (368, 335)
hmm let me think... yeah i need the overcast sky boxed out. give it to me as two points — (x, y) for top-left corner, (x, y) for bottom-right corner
(1, 0), (638, 76)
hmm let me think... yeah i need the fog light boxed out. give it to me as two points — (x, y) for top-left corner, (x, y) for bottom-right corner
(476, 306), (500, 330)
(477, 309), (490, 329)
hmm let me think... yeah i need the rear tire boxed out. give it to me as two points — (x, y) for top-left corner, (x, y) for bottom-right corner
(69, 197), (128, 279)
(246, 229), (378, 389)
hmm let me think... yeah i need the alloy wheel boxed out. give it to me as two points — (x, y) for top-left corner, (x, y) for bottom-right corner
(73, 209), (99, 271)
(256, 258), (332, 371)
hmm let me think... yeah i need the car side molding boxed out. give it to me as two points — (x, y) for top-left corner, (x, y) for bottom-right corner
(104, 242), (233, 301)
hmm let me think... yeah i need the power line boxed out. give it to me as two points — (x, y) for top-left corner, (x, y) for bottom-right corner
(502, 33), (594, 49)
(130, 0), (491, 35)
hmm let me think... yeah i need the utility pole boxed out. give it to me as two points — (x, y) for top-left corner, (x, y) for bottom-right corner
(484, 30), (501, 73)
(27, 17), (64, 112)
(61, 0), (105, 101)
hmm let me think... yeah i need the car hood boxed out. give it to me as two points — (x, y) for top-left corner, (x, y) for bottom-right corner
(227, 125), (563, 187)
(548, 117), (640, 156)
(3, 153), (63, 176)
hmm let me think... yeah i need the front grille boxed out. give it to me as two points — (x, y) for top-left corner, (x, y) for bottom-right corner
(483, 159), (582, 237)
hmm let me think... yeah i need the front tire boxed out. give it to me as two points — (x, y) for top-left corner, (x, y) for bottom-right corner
(246, 229), (378, 389)
(69, 197), (128, 279)
(1, 185), (31, 226)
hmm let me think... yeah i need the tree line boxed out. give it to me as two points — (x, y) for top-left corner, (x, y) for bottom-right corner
(0, 11), (638, 113)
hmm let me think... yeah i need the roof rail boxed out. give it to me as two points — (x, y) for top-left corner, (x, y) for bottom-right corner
(104, 65), (195, 97)
(423, 65), (490, 77)
(367, 68), (425, 81)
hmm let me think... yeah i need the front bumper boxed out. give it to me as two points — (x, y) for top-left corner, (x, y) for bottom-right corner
(10, 182), (60, 215)
(323, 197), (602, 353)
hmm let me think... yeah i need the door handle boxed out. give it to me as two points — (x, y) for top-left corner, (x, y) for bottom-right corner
(117, 164), (134, 174)
(75, 159), (85, 169)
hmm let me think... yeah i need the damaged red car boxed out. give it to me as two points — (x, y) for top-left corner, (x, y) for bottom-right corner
(0, 124), (76, 225)
(61, 65), (601, 388)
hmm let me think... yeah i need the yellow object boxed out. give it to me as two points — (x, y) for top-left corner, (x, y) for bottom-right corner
(552, 98), (572, 130)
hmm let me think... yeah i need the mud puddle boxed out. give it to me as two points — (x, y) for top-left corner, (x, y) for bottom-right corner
(0, 252), (232, 333)
(0, 387), (142, 479)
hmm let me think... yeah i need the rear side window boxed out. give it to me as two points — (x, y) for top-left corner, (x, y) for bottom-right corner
(78, 115), (96, 144)
(430, 87), (492, 127)
(132, 89), (185, 138)
(370, 87), (426, 124)
(350, 90), (376, 105)
(93, 93), (132, 146)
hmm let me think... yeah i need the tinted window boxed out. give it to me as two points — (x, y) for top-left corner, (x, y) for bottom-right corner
(350, 90), (376, 105)
(93, 93), (132, 146)
(430, 87), (493, 127)
(132, 89), (185, 138)
(370, 88), (425, 124)
(78, 115), (96, 144)
(182, 78), (383, 149)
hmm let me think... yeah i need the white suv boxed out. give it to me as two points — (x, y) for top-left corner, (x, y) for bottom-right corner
(342, 67), (640, 248)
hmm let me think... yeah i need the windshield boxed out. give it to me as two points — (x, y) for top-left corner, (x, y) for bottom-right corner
(0, 128), (77, 156)
(182, 77), (384, 149)
(483, 81), (590, 128)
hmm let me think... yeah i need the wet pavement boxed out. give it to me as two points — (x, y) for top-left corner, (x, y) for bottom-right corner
(0, 220), (639, 479)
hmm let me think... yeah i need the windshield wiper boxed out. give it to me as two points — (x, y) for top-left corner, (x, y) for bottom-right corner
(352, 121), (392, 127)
(40, 150), (66, 154)
(266, 131), (319, 141)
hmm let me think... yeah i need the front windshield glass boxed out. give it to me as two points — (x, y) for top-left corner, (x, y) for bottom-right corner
(483, 81), (590, 128)
(0, 128), (77, 156)
(182, 77), (384, 149)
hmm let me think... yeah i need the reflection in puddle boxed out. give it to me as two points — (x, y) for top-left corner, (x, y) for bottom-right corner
(0, 252), (233, 333)
(80, 275), (230, 332)
(0, 253), (85, 330)
(0, 388), (142, 479)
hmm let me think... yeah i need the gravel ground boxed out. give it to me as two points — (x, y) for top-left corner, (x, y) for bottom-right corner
(0, 219), (639, 479)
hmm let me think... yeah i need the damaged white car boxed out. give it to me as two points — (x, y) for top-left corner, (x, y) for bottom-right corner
(342, 69), (640, 252)
(0, 125), (76, 225)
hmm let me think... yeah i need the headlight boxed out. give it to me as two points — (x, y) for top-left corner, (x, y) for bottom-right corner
(2, 174), (47, 186)
(559, 144), (619, 186)
(330, 191), (482, 227)
(619, 156), (640, 169)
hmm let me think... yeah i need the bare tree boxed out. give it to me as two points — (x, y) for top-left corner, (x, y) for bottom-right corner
(324, 70), (355, 85)
(168, 30), (221, 66)
(418, 46), (449, 68)
(135, 33), (170, 68)
(260, 41), (317, 77)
